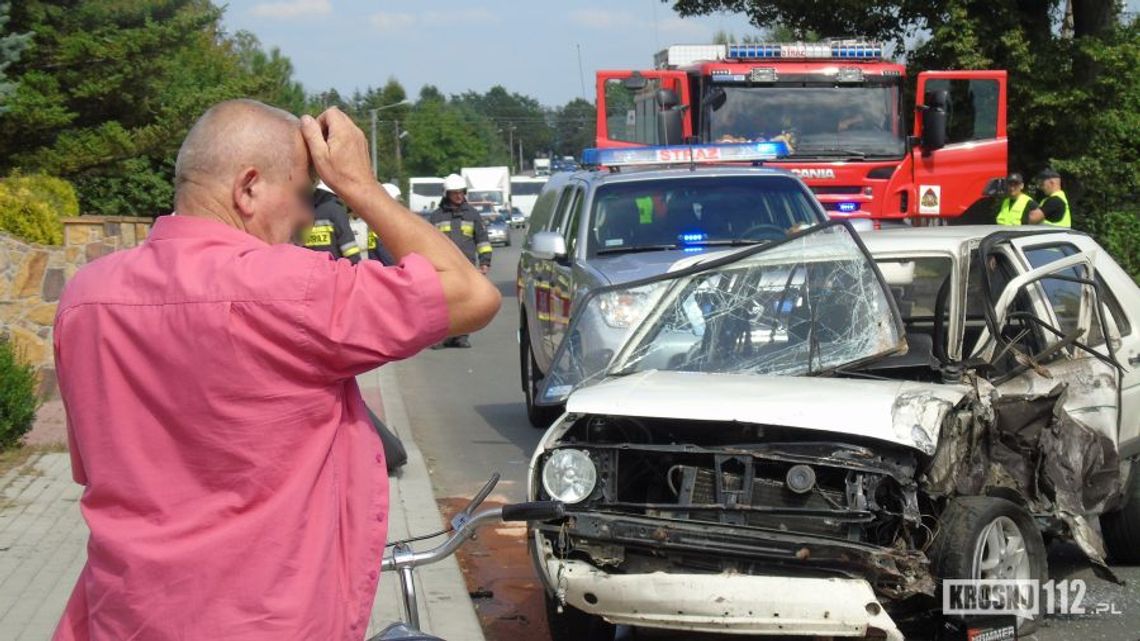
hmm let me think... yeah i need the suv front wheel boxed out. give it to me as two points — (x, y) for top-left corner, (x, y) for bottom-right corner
(521, 321), (564, 429)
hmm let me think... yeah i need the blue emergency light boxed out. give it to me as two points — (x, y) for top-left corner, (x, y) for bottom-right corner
(726, 42), (882, 60)
(837, 202), (859, 213)
(581, 141), (790, 168)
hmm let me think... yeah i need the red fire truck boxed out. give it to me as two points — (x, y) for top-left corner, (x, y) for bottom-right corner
(594, 41), (1008, 226)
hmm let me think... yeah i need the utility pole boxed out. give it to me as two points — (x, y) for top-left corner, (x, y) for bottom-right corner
(518, 139), (524, 173)
(393, 120), (403, 177)
(370, 109), (378, 179)
(507, 126), (514, 171)
(367, 100), (411, 181)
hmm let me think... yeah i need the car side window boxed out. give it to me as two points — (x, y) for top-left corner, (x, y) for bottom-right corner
(562, 188), (585, 257)
(548, 186), (577, 233)
(1023, 243), (1130, 344)
(528, 187), (560, 234)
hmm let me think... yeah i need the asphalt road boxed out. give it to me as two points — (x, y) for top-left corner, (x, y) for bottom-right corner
(388, 228), (1140, 641)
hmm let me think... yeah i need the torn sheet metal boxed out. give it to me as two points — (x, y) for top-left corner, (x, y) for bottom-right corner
(924, 378), (1121, 570)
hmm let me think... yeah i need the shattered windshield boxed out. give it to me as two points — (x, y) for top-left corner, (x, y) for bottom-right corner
(538, 223), (905, 405)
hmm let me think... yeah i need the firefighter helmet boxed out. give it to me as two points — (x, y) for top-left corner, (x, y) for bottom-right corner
(443, 174), (468, 192)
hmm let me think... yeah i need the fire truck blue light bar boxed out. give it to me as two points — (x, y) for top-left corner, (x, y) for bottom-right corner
(582, 142), (790, 167)
(726, 42), (882, 60)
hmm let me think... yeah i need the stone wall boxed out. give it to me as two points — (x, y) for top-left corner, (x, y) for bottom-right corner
(0, 217), (151, 396)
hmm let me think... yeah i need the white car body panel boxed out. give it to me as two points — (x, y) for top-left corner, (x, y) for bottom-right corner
(565, 370), (967, 455)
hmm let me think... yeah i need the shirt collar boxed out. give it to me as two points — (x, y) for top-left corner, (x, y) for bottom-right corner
(148, 214), (269, 248)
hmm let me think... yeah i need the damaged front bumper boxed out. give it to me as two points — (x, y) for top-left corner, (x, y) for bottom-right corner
(534, 511), (932, 600)
(539, 543), (903, 640)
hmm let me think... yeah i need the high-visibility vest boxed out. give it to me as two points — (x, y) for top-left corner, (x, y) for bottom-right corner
(997, 193), (1031, 226)
(1040, 190), (1071, 228)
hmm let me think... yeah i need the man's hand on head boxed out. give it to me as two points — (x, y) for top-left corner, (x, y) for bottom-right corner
(300, 108), (385, 203)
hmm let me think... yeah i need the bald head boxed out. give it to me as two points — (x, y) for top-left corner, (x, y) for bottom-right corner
(175, 99), (304, 195)
(174, 99), (315, 244)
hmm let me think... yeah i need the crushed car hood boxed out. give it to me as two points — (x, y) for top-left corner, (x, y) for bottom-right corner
(566, 370), (967, 455)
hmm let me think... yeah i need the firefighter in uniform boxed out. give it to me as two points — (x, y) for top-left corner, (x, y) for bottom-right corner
(430, 173), (491, 348)
(355, 183), (399, 265)
(1033, 168), (1072, 227)
(996, 173), (1046, 226)
(302, 181), (362, 262)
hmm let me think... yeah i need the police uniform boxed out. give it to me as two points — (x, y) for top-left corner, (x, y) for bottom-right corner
(1037, 190), (1071, 227)
(302, 188), (361, 263)
(996, 192), (1042, 227)
(429, 200), (492, 267)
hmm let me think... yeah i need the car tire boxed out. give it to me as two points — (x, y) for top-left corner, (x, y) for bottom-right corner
(1102, 462), (1140, 564)
(544, 595), (615, 641)
(929, 496), (1047, 634)
(521, 322), (564, 429)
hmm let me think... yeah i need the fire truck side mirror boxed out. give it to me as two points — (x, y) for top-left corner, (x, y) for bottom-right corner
(656, 89), (684, 145)
(622, 73), (648, 91)
(656, 89), (680, 110)
(920, 90), (949, 152)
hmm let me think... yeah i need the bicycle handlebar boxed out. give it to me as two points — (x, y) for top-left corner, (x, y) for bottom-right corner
(381, 501), (564, 573)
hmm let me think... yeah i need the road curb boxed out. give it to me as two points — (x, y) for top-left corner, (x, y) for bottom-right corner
(362, 365), (487, 641)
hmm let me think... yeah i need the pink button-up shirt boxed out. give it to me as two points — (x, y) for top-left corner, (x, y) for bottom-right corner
(51, 215), (449, 640)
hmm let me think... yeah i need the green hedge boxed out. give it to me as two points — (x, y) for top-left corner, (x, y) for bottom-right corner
(0, 174), (78, 245)
(0, 337), (40, 451)
(1081, 210), (1140, 283)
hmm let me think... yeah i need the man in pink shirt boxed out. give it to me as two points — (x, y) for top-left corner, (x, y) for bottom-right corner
(50, 100), (501, 640)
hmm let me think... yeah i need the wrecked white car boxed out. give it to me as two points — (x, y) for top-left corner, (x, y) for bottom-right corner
(525, 223), (1140, 640)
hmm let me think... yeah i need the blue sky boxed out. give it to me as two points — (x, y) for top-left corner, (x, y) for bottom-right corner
(219, 1), (757, 107)
(220, 1), (1140, 108)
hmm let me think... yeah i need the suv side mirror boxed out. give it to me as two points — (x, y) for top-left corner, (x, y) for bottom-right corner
(530, 231), (568, 261)
(920, 89), (949, 152)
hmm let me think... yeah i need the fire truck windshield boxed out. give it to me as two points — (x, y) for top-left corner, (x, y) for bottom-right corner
(705, 83), (905, 159)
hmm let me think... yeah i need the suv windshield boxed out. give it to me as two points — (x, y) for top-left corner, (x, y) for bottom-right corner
(589, 175), (821, 256)
(705, 82), (905, 158)
(537, 223), (904, 405)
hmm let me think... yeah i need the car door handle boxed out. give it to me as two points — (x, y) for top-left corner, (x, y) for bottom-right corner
(1129, 354), (1140, 366)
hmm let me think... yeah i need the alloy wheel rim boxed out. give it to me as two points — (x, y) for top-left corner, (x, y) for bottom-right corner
(972, 516), (1030, 580)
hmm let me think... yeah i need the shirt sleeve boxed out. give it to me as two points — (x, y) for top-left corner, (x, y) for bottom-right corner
(1040, 197), (1066, 223)
(298, 253), (450, 380)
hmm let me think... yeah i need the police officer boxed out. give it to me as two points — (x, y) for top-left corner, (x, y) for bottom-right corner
(302, 181), (362, 262)
(430, 173), (491, 348)
(1033, 168), (1072, 227)
(995, 173), (1045, 226)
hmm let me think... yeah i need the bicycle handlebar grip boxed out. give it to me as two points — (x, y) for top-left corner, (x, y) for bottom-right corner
(501, 501), (566, 522)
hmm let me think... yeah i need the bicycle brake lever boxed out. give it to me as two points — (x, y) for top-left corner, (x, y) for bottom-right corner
(451, 472), (501, 531)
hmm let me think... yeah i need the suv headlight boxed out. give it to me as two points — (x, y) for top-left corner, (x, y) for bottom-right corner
(541, 449), (597, 504)
(597, 290), (650, 329)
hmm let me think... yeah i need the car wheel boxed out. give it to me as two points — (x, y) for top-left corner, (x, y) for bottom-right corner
(1102, 462), (1140, 564)
(930, 496), (1047, 633)
(521, 323), (563, 429)
(544, 595), (614, 641)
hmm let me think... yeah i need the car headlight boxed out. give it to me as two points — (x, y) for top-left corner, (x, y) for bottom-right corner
(597, 290), (650, 329)
(541, 448), (597, 504)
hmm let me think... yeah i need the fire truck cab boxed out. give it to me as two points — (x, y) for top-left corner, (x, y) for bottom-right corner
(595, 41), (1008, 226)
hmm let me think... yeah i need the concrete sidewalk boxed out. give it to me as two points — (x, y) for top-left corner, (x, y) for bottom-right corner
(0, 366), (484, 641)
